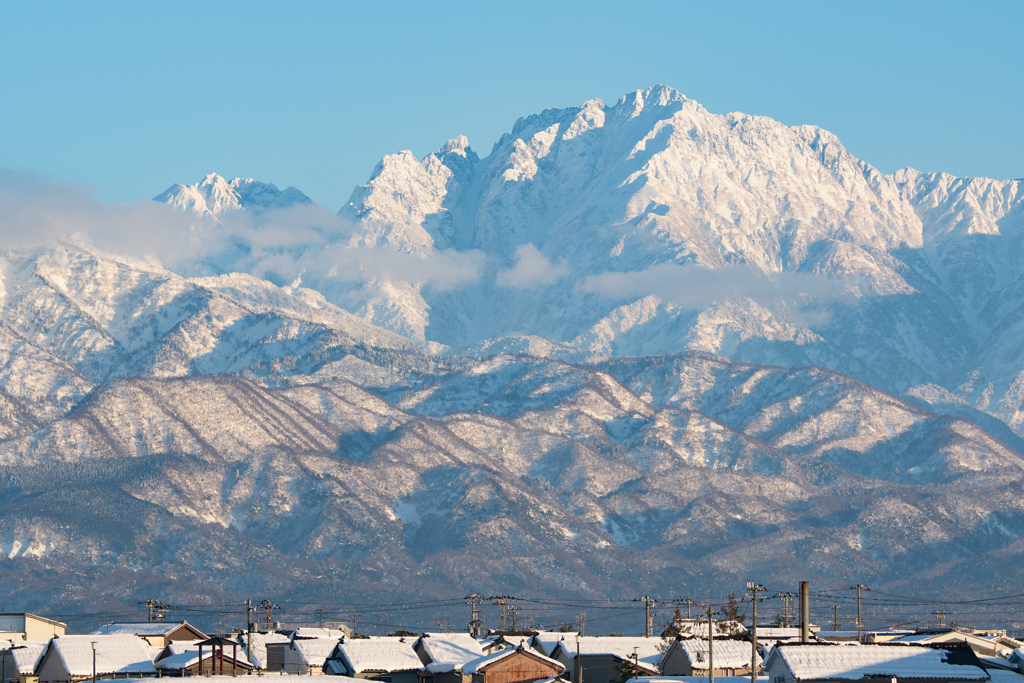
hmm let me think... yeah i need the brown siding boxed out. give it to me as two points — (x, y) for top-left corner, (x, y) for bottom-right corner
(474, 652), (562, 683)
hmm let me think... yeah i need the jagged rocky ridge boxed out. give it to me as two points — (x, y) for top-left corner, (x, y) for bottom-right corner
(2, 86), (1024, 614)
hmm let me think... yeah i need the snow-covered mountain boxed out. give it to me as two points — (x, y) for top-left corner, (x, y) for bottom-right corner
(156, 173), (312, 217)
(331, 85), (1024, 436)
(2, 85), (1024, 617)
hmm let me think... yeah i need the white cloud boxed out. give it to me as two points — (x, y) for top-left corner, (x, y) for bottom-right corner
(496, 243), (570, 288)
(0, 169), (485, 291)
(577, 262), (846, 308)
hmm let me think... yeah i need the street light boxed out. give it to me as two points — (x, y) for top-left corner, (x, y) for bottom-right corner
(91, 641), (97, 683)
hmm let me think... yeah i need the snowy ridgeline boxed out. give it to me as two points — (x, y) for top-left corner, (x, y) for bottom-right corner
(2, 85), (1024, 608)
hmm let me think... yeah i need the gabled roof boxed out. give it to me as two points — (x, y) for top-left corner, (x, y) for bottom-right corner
(415, 633), (486, 672)
(90, 621), (207, 639)
(463, 645), (565, 675)
(3, 641), (50, 674)
(767, 643), (990, 681)
(530, 632), (577, 657)
(293, 638), (344, 668)
(332, 638), (423, 674)
(48, 634), (158, 677)
(552, 637), (663, 670)
(673, 638), (760, 670)
(154, 640), (252, 671)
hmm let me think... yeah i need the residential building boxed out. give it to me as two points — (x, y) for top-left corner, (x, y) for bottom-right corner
(462, 645), (564, 683)
(414, 633), (486, 683)
(36, 635), (157, 683)
(763, 642), (989, 683)
(661, 638), (760, 677)
(550, 637), (662, 683)
(89, 622), (207, 648)
(0, 616), (65, 643)
(324, 637), (423, 683)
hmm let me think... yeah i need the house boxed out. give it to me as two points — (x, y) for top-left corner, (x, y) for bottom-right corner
(529, 634), (577, 658)
(763, 642), (990, 683)
(236, 631), (292, 670)
(1, 641), (49, 683)
(153, 639), (253, 676)
(890, 629), (1004, 657)
(0, 615), (66, 643)
(550, 637), (662, 683)
(661, 638), (760, 677)
(671, 621), (749, 638)
(324, 637), (423, 683)
(414, 633), (486, 683)
(89, 622), (207, 648)
(479, 637), (518, 655)
(462, 645), (564, 683)
(36, 635), (157, 683)
(265, 636), (344, 675)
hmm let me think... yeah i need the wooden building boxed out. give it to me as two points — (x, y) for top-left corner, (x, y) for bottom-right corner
(463, 645), (564, 683)
(154, 640), (253, 676)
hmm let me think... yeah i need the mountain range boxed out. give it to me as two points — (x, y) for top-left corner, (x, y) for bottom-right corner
(1, 85), (1023, 626)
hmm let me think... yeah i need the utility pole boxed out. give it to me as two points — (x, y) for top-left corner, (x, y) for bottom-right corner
(91, 641), (97, 683)
(851, 585), (869, 642)
(636, 596), (656, 638)
(576, 612), (586, 636)
(675, 597), (696, 620)
(706, 605), (717, 683)
(245, 599), (254, 664)
(496, 596), (508, 631)
(258, 600), (279, 631)
(746, 582), (766, 683)
(831, 605), (840, 631)
(466, 594), (484, 638)
(933, 611), (946, 628)
(139, 598), (168, 623)
(777, 593), (797, 628)
(509, 604), (520, 631)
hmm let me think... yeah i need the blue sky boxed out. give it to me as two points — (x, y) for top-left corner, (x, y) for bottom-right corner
(1, 0), (1020, 209)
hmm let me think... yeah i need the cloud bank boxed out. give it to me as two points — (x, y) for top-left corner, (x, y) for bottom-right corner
(578, 262), (846, 308)
(496, 243), (570, 288)
(0, 170), (485, 291)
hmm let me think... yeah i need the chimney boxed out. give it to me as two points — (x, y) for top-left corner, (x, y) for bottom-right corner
(800, 581), (810, 643)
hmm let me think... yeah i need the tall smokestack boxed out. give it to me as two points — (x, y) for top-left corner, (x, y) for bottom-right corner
(800, 581), (810, 643)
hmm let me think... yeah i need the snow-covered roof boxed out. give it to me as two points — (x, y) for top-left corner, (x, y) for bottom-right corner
(237, 631), (291, 669)
(48, 634), (158, 676)
(530, 632), (577, 656)
(674, 620), (748, 637)
(154, 640), (250, 671)
(675, 638), (759, 670)
(417, 633), (486, 672)
(292, 628), (347, 640)
(986, 669), (1024, 683)
(771, 644), (989, 681)
(626, 677), (767, 683)
(464, 646), (565, 675)
(4, 641), (49, 674)
(90, 622), (200, 637)
(553, 637), (663, 670)
(294, 638), (344, 668)
(333, 639), (423, 674)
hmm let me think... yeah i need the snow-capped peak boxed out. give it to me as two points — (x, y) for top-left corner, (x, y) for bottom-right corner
(154, 173), (312, 218)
